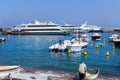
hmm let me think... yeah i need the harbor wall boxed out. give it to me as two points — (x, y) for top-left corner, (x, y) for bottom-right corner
(0, 27), (120, 35)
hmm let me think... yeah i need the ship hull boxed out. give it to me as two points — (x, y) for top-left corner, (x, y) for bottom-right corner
(7, 31), (70, 35)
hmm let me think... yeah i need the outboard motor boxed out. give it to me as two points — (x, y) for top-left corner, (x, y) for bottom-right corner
(59, 40), (62, 45)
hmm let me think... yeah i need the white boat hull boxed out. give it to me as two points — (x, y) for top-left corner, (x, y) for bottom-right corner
(68, 42), (88, 53)
(49, 43), (59, 51)
(9, 31), (70, 35)
(58, 45), (66, 51)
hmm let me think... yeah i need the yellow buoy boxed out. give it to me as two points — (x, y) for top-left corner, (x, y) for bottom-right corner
(68, 53), (71, 56)
(68, 48), (71, 53)
(112, 45), (115, 49)
(106, 51), (109, 56)
(96, 44), (99, 48)
(83, 50), (87, 55)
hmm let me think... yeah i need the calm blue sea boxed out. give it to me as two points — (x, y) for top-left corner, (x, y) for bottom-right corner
(0, 33), (120, 76)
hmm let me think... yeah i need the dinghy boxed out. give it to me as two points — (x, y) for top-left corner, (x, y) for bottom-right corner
(58, 40), (71, 51)
(49, 40), (71, 51)
(78, 63), (99, 80)
(49, 43), (59, 51)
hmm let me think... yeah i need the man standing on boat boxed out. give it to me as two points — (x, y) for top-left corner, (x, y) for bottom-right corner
(78, 62), (87, 80)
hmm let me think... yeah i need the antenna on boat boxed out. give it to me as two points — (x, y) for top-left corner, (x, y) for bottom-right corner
(84, 21), (87, 25)
(81, 21), (87, 27)
(35, 19), (40, 24)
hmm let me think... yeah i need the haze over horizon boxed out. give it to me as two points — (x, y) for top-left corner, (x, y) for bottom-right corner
(0, 0), (120, 28)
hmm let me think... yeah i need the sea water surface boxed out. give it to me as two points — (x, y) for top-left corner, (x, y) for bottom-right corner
(0, 33), (120, 77)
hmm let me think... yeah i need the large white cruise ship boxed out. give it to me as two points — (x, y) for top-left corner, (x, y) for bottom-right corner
(10, 20), (70, 35)
(79, 21), (102, 32)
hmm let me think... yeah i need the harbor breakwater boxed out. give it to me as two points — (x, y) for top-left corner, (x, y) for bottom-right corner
(0, 27), (120, 35)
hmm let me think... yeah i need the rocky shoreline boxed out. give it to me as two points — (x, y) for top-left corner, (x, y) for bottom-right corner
(22, 67), (120, 80)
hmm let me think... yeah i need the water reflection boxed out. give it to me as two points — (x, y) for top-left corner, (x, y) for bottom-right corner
(49, 51), (66, 59)
(106, 56), (109, 60)
(83, 54), (87, 58)
(68, 52), (82, 58)
(1, 33), (120, 76)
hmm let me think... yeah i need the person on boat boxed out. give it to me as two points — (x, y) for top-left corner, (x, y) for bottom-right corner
(78, 62), (87, 80)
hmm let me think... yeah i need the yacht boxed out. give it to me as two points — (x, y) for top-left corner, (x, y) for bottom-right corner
(79, 21), (102, 32)
(10, 20), (70, 35)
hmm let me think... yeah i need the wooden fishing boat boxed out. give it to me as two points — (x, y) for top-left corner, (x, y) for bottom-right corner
(84, 69), (99, 80)
(77, 69), (99, 80)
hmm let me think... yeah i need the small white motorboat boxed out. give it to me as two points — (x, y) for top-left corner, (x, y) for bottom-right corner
(91, 33), (101, 41)
(109, 34), (119, 42)
(84, 69), (99, 80)
(58, 40), (71, 51)
(68, 42), (88, 53)
(69, 36), (88, 53)
(49, 40), (71, 51)
(49, 39), (64, 51)
(0, 37), (5, 42)
(57, 45), (66, 51)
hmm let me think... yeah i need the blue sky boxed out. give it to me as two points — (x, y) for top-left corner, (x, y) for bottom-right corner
(0, 0), (120, 27)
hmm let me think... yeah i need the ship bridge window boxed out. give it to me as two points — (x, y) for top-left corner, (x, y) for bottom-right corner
(28, 25), (57, 27)
(21, 29), (61, 31)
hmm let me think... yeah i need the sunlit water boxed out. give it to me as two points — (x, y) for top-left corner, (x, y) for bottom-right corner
(0, 33), (120, 76)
